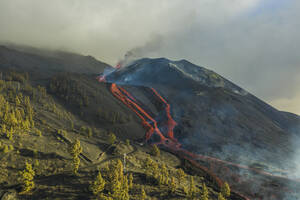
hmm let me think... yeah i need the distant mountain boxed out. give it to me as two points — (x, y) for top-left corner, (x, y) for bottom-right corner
(104, 57), (300, 199)
(0, 45), (110, 77)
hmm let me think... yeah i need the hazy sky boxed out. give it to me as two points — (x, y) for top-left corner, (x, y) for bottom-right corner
(0, 0), (299, 114)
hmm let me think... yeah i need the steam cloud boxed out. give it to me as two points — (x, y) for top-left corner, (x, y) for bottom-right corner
(0, 0), (300, 114)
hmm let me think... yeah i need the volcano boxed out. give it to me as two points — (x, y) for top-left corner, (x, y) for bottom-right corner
(101, 58), (300, 199)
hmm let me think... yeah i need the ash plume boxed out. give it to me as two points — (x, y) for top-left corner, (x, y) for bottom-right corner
(118, 35), (164, 68)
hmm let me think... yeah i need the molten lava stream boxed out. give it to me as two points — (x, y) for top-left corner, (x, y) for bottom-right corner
(110, 83), (168, 142)
(118, 86), (138, 102)
(104, 81), (250, 199)
(151, 88), (177, 141)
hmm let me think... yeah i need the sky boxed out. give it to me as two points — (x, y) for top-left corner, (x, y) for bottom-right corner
(0, 0), (299, 115)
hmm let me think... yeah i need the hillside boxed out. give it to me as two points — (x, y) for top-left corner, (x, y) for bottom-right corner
(0, 46), (242, 200)
(0, 45), (109, 78)
(103, 58), (300, 199)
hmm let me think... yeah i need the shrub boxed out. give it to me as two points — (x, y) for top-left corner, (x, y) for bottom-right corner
(151, 144), (160, 157)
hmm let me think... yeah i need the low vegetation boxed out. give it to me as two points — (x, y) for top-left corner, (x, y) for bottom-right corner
(0, 70), (232, 200)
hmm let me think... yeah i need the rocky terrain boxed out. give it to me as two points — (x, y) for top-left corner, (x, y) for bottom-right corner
(0, 45), (299, 199)
(104, 57), (300, 199)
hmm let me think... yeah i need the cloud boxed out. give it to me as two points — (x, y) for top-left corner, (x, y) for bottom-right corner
(0, 0), (299, 114)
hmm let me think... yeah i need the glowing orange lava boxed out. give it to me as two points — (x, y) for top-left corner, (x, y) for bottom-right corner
(97, 72), (297, 200)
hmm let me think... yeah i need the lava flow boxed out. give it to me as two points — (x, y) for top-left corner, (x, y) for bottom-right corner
(97, 71), (299, 200)
(151, 88), (177, 141)
(110, 83), (181, 149)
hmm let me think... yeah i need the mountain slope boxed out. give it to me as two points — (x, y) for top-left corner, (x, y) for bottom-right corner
(0, 45), (109, 77)
(0, 46), (241, 200)
(1, 45), (299, 199)
(104, 57), (300, 199)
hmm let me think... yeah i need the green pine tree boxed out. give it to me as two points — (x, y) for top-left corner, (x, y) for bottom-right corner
(170, 176), (177, 193)
(20, 162), (35, 193)
(176, 168), (186, 185)
(70, 139), (82, 174)
(200, 183), (209, 200)
(140, 187), (147, 200)
(218, 193), (226, 200)
(90, 171), (106, 196)
(151, 144), (160, 156)
(221, 182), (230, 197)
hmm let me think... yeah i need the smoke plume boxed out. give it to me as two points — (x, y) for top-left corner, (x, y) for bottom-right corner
(0, 0), (299, 114)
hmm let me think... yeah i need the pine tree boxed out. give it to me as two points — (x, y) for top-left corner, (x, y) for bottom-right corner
(176, 168), (186, 185)
(218, 193), (226, 200)
(106, 159), (129, 200)
(1, 124), (6, 135)
(70, 120), (74, 130)
(7, 127), (13, 140)
(87, 127), (93, 137)
(20, 162), (35, 193)
(151, 144), (160, 157)
(221, 182), (230, 197)
(170, 176), (177, 193)
(200, 183), (209, 200)
(15, 96), (21, 106)
(99, 193), (113, 200)
(3, 144), (9, 153)
(73, 156), (80, 175)
(183, 185), (189, 196)
(70, 139), (82, 174)
(108, 132), (116, 145)
(90, 171), (106, 196)
(144, 157), (159, 180)
(117, 175), (129, 200)
(187, 176), (196, 198)
(158, 174), (163, 186)
(140, 187), (147, 200)
(161, 163), (169, 184)
(110, 168), (122, 194)
(128, 173), (133, 189)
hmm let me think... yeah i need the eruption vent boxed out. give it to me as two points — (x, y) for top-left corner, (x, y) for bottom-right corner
(97, 58), (300, 199)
